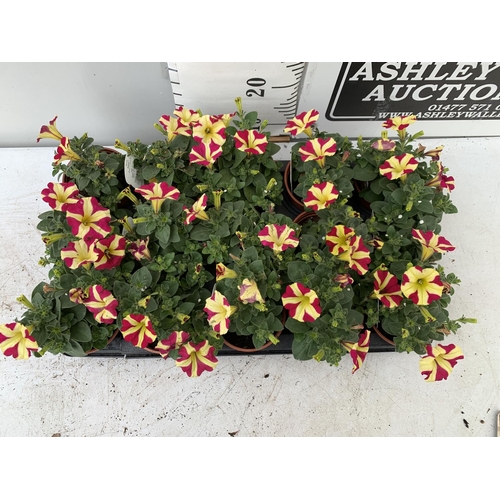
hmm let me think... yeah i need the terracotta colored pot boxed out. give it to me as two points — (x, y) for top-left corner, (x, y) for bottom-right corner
(223, 311), (286, 353)
(372, 324), (395, 346)
(85, 329), (119, 355)
(293, 210), (319, 225)
(283, 161), (305, 211)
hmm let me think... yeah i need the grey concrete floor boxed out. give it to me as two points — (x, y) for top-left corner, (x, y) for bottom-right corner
(0, 142), (498, 437)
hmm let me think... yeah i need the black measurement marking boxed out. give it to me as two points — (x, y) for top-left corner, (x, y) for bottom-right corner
(170, 81), (180, 85)
(286, 62), (305, 68)
(167, 67), (178, 72)
(271, 83), (299, 89)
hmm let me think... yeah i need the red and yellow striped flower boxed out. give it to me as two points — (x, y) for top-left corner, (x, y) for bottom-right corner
(83, 285), (118, 324)
(53, 137), (82, 164)
(156, 331), (190, 359)
(94, 234), (127, 270)
(158, 115), (192, 141)
(282, 283), (321, 322)
(173, 107), (201, 126)
(204, 291), (237, 335)
(41, 182), (80, 211)
(382, 115), (417, 131)
(214, 112), (236, 127)
(65, 197), (111, 242)
(238, 279), (265, 304)
(215, 263), (238, 281)
(411, 229), (455, 261)
(343, 330), (371, 374)
(128, 238), (151, 261)
(0, 323), (38, 359)
(69, 287), (87, 304)
(303, 182), (339, 211)
(371, 269), (403, 308)
(61, 239), (98, 269)
(401, 266), (444, 305)
(283, 109), (319, 138)
(337, 235), (371, 275)
(258, 224), (299, 254)
(37, 116), (64, 143)
(192, 115), (226, 145)
(423, 145), (444, 161)
(325, 225), (356, 256)
(189, 141), (223, 167)
(334, 273), (354, 288)
(425, 161), (455, 191)
(175, 340), (218, 377)
(371, 138), (396, 151)
(184, 194), (209, 224)
(234, 129), (268, 155)
(121, 314), (157, 348)
(298, 137), (337, 167)
(419, 343), (464, 382)
(379, 153), (419, 180)
(135, 182), (180, 213)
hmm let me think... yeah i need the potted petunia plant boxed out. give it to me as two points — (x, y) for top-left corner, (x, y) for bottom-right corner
(0, 107), (475, 382)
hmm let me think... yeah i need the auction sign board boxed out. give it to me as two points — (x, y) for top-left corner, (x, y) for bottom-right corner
(168, 62), (500, 139)
(299, 62), (500, 138)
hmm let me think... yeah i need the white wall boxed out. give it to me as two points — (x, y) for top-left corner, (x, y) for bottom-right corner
(0, 62), (175, 147)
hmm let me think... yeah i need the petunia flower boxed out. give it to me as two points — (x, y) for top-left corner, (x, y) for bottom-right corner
(83, 285), (118, 324)
(64, 197), (111, 242)
(337, 235), (371, 275)
(41, 182), (80, 210)
(283, 109), (319, 138)
(158, 115), (192, 141)
(379, 153), (419, 181)
(401, 266), (444, 305)
(257, 224), (299, 254)
(37, 116), (64, 143)
(238, 279), (265, 304)
(69, 287), (88, 304)
(183, 194), (209, 224)
(371, 269), (403, 308)
(204, 291), (237, 335)
(61, 239), (98, 269)
(173, 107), (201, 126)
(0, 323), (38, 359)
(303, 182), (339, 211)
(53, 137), (82, 164)
(371, 138), (396, 151)
(156, 331), (190, 359)
(382, 115), (417, 131)
(234, 129), (268, 155)
(214, 112), (236, 127)
(192, 115), (226, 145)
(189, 141), (223, 167)
(282, 283), (321, 322)
(425, 161), (455, 192)
(411, 229), (455, 261)
(215, 263), (238, 281)
(175, 340), (218, 377)
(128, 237), (151, 261)
(94, 234), (127, 270)
(334, 274), (354, 288)
(298, 137), (337, 167)
(423, 145), (444, 161)
(325, 225), (356, 256)
(121, 314), (157, 348)
(419, 343), (464, 382)
(342, 330), (371, 373)
(135, 182), (180, 213)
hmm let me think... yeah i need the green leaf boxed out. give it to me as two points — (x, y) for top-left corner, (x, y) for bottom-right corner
(131, 267), (152, 289)
(71, 321), (92, 342)
(287, 261), (311, 283)
(353, 164), (378, 181)
(189, 225), (213, 241)
(291, 334), (317, 360)
(63, 339), (87, 357)
(285, 317), (311, 334)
